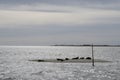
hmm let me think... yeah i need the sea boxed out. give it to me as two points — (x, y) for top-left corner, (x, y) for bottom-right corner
(0, 46), (120, 80)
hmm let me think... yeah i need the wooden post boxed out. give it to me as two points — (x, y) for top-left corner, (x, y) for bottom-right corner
(92, 44), (95, 67)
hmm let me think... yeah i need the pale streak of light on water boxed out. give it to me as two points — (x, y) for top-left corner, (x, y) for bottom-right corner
(0, 46), (120, 80)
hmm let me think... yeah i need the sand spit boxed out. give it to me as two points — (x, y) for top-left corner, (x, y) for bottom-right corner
(29, 59), (111, 63)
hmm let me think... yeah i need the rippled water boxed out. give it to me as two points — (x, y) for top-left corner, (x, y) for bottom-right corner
(0, 46), (120, 80)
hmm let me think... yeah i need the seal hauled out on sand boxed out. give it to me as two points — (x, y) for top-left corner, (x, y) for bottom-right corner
(80, 57), (85, 59)
(56, 58), (64, 61)
(86, 57), (92, 60)
(72, 57), (79, 60)
(37, 59), (44, 62)
(65, 58), (69, 60)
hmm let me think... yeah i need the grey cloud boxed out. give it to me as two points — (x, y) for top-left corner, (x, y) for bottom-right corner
(0, 0), (120, 11)
(0, 24), (120, 45)
(0, 0), (119, 5)
(0, 26), (71, 37)
(25, 10), (71, 13)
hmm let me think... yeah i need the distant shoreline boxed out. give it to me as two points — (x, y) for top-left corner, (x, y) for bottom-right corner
(52, 44), (120, 47)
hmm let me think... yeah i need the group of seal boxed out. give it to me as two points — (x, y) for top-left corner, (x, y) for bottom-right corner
(31, 57), (92, 62)
(56, 57), (92, 62)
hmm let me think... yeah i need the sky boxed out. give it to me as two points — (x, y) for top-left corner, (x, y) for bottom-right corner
(0, 0), (120, 46)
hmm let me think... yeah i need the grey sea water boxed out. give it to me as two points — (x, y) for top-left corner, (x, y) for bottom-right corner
(0, 46), (120, 80)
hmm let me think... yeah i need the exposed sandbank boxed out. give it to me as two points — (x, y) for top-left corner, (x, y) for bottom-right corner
(29, 59), (111, 63)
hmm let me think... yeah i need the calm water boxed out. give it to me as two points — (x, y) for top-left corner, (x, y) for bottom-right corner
(0, 46), (120, 80)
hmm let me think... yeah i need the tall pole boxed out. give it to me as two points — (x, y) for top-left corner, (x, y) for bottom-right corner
(92, 44), (95, 67)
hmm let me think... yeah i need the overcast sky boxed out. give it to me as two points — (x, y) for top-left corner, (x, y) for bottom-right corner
(0, 0), (120, 46)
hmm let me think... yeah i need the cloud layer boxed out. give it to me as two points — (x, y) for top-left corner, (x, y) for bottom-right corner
(0, 0), (120, 11)
(0, 8), (120, 27)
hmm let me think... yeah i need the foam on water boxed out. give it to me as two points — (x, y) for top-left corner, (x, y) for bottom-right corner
(0, 46), (120, 80)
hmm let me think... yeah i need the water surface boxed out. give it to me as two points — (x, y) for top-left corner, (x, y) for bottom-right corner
(0, 46), (120, 80)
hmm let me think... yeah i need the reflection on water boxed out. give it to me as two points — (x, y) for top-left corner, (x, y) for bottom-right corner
(0, 46), (120, 80)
